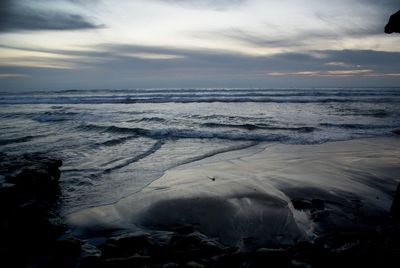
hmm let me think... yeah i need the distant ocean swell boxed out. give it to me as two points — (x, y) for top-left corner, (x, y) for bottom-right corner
(1, 96), (400, 104)
(1, 88), (400, 104)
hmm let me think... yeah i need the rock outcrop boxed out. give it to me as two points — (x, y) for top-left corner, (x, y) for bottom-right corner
(385, 10), (400, 34)
(0, 153), (66, 267)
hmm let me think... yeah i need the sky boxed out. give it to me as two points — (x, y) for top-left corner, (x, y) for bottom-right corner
(0, 0), (399, 91)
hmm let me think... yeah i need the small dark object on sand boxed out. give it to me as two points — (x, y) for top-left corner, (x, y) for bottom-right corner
(385, 10), (400, 34)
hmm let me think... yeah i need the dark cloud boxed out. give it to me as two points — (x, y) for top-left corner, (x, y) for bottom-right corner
(0, 0), (100, 32)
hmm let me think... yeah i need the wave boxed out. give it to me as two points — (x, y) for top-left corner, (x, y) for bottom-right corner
(32, 111), (81, 123)
(3, 87), (400, 96)
(332, 108), (391, 118)
(185, 114), (273, 121)
(127, 117), (167, 123)
(96, 136), (137, 147)
(319, 123), (394, 129)
(356, 111), (391, 118)
(201, 122), (316, 132)
(103, 140), (165, 173)
(172, 141), (260, 168)
(0, 135), (37, 146)
(78, 124), (288, 142)
(2, 95), (400, 105)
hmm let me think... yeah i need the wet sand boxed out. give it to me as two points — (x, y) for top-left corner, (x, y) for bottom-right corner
(68, 137), (400, 250)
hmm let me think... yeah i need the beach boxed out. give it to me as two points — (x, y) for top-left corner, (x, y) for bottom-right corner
(1, 88), (400, 267)
(68, 137), (400, 251)
(1, 0), (399, 266)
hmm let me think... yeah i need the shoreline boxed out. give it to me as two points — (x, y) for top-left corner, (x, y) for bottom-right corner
(68, 136), (400, 249)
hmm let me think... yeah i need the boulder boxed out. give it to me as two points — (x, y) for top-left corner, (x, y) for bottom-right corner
(385, 10), (400, 34)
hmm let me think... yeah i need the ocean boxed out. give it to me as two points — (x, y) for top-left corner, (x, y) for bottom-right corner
(1, 87), (399, 215)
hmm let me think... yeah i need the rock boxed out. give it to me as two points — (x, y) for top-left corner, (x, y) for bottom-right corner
(18, 198), (51, 218)
(290, 241), (332, 268)
(254, 248), (291, 267)
(0, 153), (64, 268)
(292, 198), (325, 211)
(162, 262), (179, 268)
(385, 10), (400, 34)
(256, 247), (289, 258)
(311, 199), (325, 210)
(56, 237), (83, 255)
(393, 129), (400, 135)
(199, 240), (227, 256)
(100, 234), (152, 258)
(311, 210), (330, 222)
(169, 234), (203, 250)
(292, 199), (313, 210)
(213, 252), (250, 268)
(186, 261), (205, 268)
(81, 243), (102, 258)
(103, 255), (151, 267)
(79, 256), (103, 268)
(391, 183), (400, 220)
(168, 225), (196, 234)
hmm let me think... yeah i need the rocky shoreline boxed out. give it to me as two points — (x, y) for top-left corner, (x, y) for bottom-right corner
(1, 151), (400, 268)
(0, 153), (65, 267)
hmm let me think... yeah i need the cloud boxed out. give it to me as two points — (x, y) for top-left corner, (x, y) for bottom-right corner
(3, 43), (400, 74)
(268, 70), (376, 77)
(0, 73), (30, 78)
(154, 0), (247, 10)
(0, 0), (101, 32)
(1, 43), (399, 91)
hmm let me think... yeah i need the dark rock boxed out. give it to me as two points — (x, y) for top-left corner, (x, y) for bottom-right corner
(185, 261), (205, 268)
(213, 252), (250, 268)
(79, 256), (103, 268)
(311, 210), (330, 222)
(390, 182), (400, 220)
(18, 198), (51, 218)
(254, 248), (291, 267)
(292, 198), (325, 211)
(103, 255), (151, 268)
(311, 199), (325, 210)
(81, 242), (102, 258)
(56, 237), (83, 255)
(198, 240), (227, 256)
(100, 234), (153, 259)
(162, 262), (179, 268)
(0, 153), (64, 268)
(169, 234), (203, 250)
(168, 225), (196, 234)
(292, 199), (313, 210)
(385, 10), (400, 34)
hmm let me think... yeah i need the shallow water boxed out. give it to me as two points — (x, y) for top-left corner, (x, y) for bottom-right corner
(0, 88), (399, 214)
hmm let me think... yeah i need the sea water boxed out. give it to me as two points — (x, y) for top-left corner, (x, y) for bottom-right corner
(1, 88), (399, 215)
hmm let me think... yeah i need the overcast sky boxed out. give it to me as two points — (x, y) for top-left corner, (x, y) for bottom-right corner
(0, 0), (399, 91)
